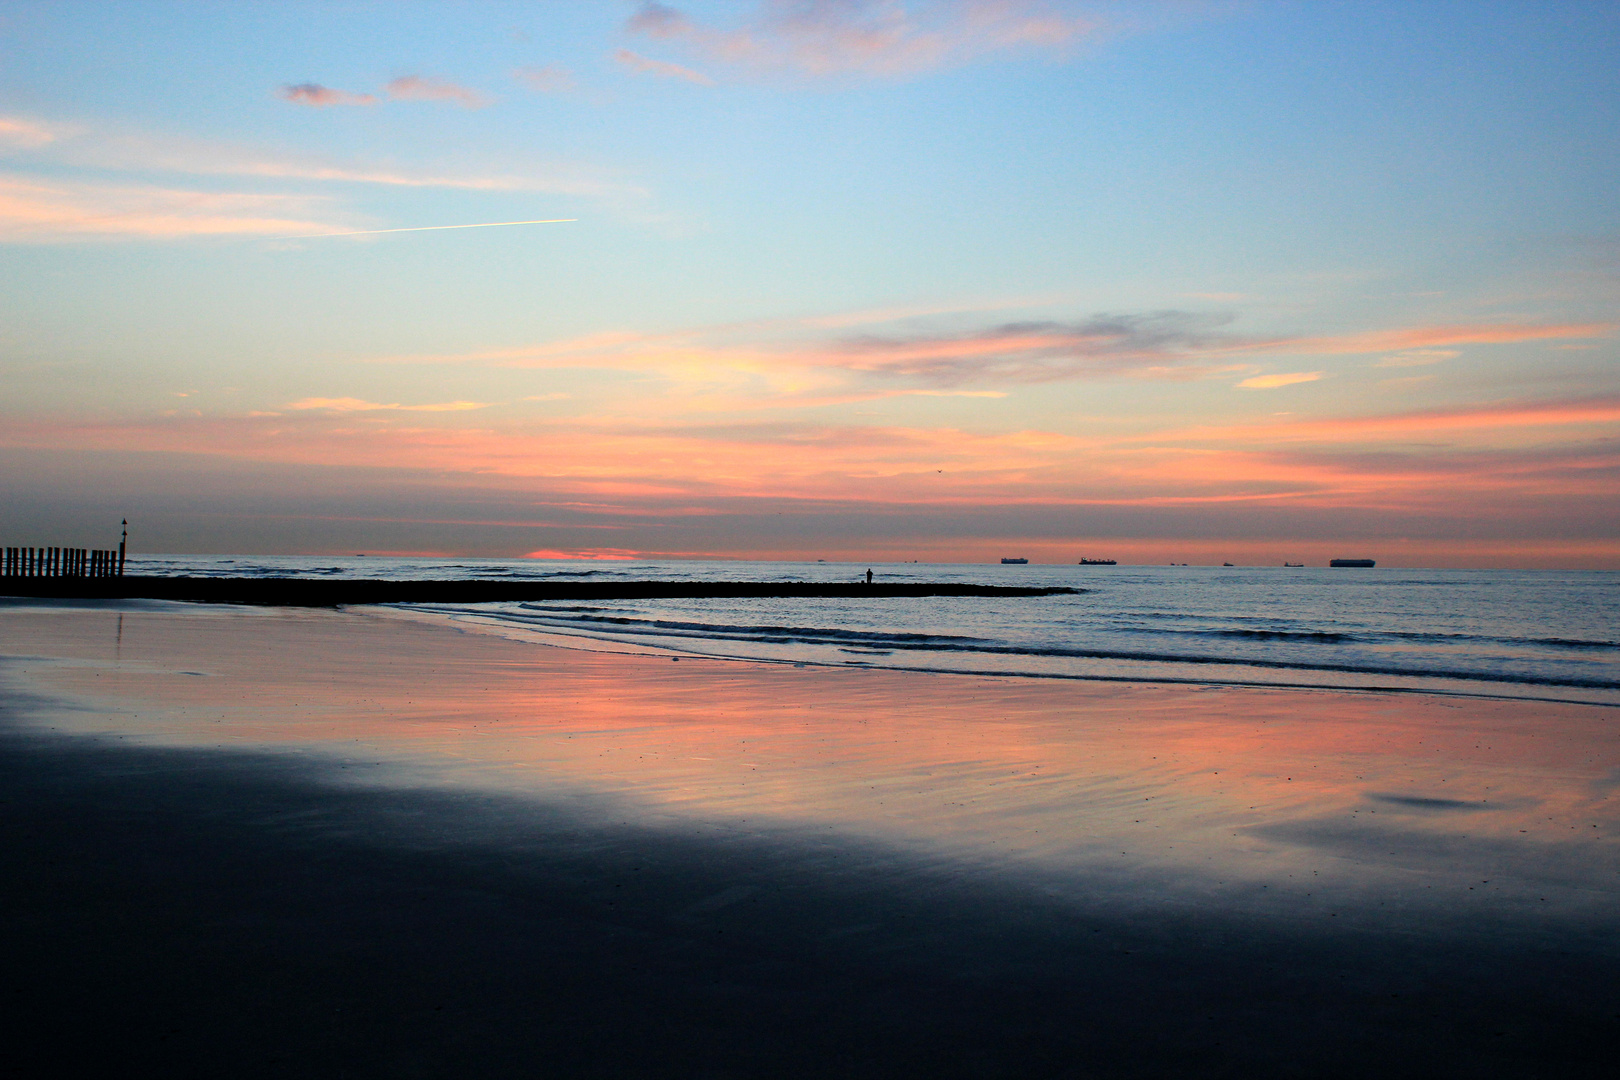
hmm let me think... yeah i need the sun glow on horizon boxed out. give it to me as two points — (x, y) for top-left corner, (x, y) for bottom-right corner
(1, 4), (1615, 566)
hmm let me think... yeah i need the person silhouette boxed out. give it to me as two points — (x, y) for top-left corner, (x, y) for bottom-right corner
(865, 568), (873, 584)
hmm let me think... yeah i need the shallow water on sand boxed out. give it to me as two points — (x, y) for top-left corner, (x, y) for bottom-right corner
(129, 555), (1620, 704)
(5, 602), (1616, 942)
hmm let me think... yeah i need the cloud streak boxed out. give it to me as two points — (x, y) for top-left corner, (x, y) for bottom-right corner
(286, 398), (492, 413)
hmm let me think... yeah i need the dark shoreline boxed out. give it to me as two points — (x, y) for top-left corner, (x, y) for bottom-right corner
(0, 576), (1079, 606)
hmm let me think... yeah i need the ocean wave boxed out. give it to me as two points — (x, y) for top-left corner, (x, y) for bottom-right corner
(511, 607), (992, 646)
(1195, 628), (1349, 643)
(1116, 622), (1616, 652)
(467, 608), (1620, 691)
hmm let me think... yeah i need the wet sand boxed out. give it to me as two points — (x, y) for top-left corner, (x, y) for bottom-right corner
(2, 601), (1617, 1077)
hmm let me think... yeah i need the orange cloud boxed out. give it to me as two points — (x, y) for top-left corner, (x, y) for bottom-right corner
(0, 116), (64, 147)
(1276, 322), (1614, 355)
(3, 392), (1616, 570)
(1373, 349), (1457, 368)
(1236, 372), (1323, 389)
(1185, 396), (1620, 444)
(0, 175), (338, 242)
(9, 396), (1614, 509)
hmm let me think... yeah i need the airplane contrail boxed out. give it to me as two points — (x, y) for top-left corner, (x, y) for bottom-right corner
(279, 218), (578, 239)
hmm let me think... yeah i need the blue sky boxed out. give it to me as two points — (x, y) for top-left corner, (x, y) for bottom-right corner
(2, 1), (1617, 564)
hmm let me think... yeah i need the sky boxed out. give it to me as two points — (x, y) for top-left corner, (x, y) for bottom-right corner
(1, 0), (1616, 567)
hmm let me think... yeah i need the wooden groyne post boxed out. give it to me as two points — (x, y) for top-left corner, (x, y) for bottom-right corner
(3, 523), (127, 579)
(2, 546), (122, 578)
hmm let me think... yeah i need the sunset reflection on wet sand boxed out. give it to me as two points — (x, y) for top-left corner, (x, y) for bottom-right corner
(4, 601), (1618, 1076)
(12, 603), (1618, 922)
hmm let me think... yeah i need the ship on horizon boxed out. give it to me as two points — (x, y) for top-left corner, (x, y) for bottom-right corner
(1000, 557), (1029, 564)
(1329, 558), (1376, 568)
(1078, 558), (1116, 565)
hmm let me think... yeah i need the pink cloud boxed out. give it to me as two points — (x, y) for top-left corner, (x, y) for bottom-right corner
(817, 317), (1615, 388)
(820, 313), (1249, 385)
(514, 65), (577, 92)
(627, 3), (692, 39)
(623, 0), (1099, 80)
(279, 83), (378, 107)
(357, 310), (1618, 414)
(384, 75), (491, 108)
(280, 77), (491, 109)
(614, 49), (715, 85)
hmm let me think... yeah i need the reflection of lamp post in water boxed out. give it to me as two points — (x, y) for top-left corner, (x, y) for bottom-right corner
(118, 519), (127, 577)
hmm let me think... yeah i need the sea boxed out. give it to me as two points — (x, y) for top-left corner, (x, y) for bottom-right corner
(126, 555), (1620, 707)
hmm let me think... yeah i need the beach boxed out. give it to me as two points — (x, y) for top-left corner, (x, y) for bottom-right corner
(3, 599), (1618, 1077)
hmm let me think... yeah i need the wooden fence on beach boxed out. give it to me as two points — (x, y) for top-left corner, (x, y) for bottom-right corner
(3, 546), (123, 578)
